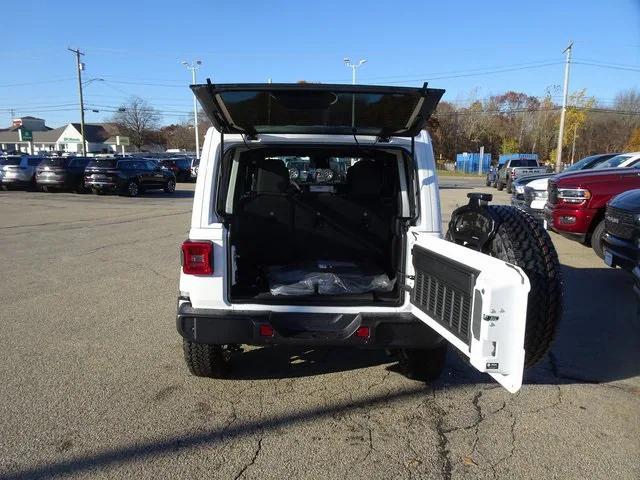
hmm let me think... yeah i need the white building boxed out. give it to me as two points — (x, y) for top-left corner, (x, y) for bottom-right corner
(0, 120), (126, 154)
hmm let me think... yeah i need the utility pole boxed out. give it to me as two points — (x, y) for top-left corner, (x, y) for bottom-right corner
(182, 60), (202, 159)
(555, 41), (573, 173)
(68, 48), (86, 156)
(570, 124), (578, 164)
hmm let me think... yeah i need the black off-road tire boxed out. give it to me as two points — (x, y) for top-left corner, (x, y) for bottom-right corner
(183, 340), (231, 378)
(397, 343), (448, 382)
(496, 181), (505, 191)
(590, 220), (606, 259)
(478, 206), (561, 367)
(485, 177), (491, 187)
(506, 178), (513, 194)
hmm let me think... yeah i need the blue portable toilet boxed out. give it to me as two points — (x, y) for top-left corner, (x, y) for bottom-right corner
(456, 152), (492, 174)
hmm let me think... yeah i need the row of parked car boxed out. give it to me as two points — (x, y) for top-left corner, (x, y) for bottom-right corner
(0, 155), (197, 197)
(510, 151), (640, 296)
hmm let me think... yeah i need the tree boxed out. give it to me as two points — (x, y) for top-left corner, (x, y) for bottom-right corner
(501, 137), (519, 154)
(624, 127), (640, 152)
(110, 96), (161, 149)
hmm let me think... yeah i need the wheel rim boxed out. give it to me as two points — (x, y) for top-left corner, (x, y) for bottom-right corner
(129, 182), (138, 196)
(168, 180), (175, 192)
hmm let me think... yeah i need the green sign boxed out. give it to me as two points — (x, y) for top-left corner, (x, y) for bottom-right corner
(19, 129), (33, 142)
(63, 137), (82, 143)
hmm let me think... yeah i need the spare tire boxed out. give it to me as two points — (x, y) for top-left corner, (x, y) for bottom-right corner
(447, 205), (562, 367)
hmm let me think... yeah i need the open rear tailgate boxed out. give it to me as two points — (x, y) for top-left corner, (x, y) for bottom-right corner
(191, 82), (444, 137)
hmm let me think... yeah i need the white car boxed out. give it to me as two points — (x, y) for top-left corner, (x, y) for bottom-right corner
(177, 83), (561, 392)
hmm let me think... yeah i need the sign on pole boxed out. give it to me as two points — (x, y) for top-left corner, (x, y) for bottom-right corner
(19, 129), (33, 142)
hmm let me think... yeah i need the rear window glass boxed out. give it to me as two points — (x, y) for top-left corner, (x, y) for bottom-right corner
(218, 90), (422, 135)
(87, 159), (117, 168)
(510, 159), (538, 167)
(1, 157), (21, 166)
(40, 158), (69, 168)
(69, 158), (89, 168)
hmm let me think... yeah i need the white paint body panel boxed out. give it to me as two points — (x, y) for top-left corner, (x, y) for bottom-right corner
(179, 127), (530, 392)
(408, 235), (530, 393)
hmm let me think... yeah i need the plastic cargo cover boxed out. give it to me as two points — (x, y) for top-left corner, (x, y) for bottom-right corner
(268, 261), (395, 296)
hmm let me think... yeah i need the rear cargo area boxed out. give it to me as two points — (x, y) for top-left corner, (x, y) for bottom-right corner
(225, 146), (407, 305)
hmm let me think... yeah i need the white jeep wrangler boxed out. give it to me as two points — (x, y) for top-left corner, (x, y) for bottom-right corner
(178, 83), (562, 392)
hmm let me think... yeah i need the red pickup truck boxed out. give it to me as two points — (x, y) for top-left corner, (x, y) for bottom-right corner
(544, 165), (640, 257)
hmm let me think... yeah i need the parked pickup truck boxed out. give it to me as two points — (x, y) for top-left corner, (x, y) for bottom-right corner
(544, 164), (640, 258)
(496, 158), (547, 193)
(603, 189), (640, 297)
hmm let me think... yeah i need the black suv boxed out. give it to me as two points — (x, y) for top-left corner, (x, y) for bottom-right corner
(36, 157), (90, 192)
(603, 189), (640, 295)
(160, 157), (193, 182)
(84, 158), (176, 197)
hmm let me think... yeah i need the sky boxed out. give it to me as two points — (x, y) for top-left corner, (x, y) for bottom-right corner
(1, 0), (639, 127)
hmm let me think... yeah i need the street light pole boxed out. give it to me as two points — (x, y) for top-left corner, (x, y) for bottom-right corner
(68, 47), (86, 156)
(555, 41), (573, 173)
(343, 58), (367, 85)
(182, 60), (202, 159)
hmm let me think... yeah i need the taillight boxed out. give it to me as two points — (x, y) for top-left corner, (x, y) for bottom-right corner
(510, 170), (516, 178)
(181, 240), (213, 275)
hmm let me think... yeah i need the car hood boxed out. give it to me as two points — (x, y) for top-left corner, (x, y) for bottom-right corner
(554, 167), (639, 186)
(527, 177), (551, 190)
(609, 189), (640, 213)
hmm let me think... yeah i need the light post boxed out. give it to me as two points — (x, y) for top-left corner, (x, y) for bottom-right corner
(181, 60), (202, 159)
(343, 58), (367, 84)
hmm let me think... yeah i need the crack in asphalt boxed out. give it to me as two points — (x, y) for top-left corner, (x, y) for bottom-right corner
(489, 413), (517, 480)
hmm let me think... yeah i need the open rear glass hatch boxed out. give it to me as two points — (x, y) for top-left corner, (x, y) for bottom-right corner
(191, 82), (445, 137)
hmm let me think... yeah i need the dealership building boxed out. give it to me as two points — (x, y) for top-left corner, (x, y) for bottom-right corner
(0, 117), (127, 154)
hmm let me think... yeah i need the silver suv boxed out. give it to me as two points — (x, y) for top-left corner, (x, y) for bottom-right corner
(0, 155), (45, 190)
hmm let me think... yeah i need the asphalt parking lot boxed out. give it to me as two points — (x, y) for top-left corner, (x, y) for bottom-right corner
(0, 179), (638, 480)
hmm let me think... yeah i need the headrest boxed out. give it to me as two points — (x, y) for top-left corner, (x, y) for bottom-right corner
(347, 160), (382, 197)
(255, 160), (290, 193)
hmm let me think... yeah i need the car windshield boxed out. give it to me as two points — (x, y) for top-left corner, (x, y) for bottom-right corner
(1, 157), (21, 166)
(87, 159), (118, 169)
(593, 154), (630, 169)
(564, 156), (598, 172)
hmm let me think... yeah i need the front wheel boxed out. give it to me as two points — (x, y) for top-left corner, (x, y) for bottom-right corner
(126, 181), (140, 197)
(590, 220), (606, 259)
(497, 181), (504, 191)
(164, 179), (176, 194)
(506, 179), (513, 194)
(183, 340), (231, 378)
(396, 343), (448, 382)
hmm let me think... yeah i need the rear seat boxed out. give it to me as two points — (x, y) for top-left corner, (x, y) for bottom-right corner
(235, 160), (294, 266)
(293, 160), (393, 265)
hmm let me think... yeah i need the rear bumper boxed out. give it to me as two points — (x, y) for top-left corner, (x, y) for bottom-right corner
(603, 233), (639, 272)
(176, 301), (444, 348)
